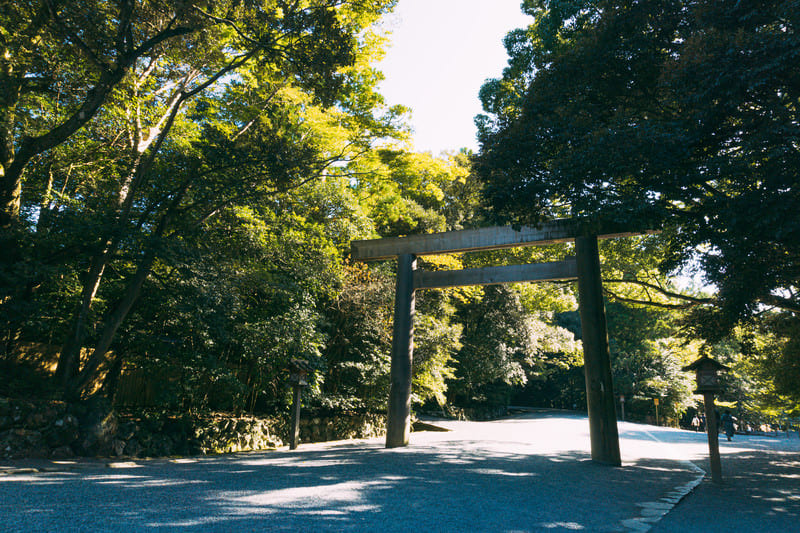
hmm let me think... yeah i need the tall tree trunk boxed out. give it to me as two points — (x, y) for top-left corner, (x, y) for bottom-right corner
(63, 171), (189, 402)
(98, 351), (125, 406)
(55, 254), (108, 385)
(64, 219), (166, 401)
(0, 168), (21, 228)
(0, 68), (22, 229)
(55, 88), (187, 387)
(0, 63), (133, 227)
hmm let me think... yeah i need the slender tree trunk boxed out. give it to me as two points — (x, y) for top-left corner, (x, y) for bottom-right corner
(35, 165), (57, 232)
(97, 347), (124, 404)
(64, 224), (163, 401)
(1, 62), (133, 227)
(0, 72), (21, 228)
(55, 255), (108, 384)
(63, 167), (189, 401)
(55, 87), (187, 387)
(0, 169), (21, 227)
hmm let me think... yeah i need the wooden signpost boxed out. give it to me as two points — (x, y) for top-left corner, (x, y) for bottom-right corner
(351, 218), (651, 465)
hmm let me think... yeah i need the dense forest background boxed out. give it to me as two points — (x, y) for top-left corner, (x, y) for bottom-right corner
(1, 0), (798, 432)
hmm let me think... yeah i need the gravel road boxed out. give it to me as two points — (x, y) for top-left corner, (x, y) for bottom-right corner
(1, 410), (797, 532)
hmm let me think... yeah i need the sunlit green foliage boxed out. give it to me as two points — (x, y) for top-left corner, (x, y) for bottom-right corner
(448, 284), (581, 407)
(2, 0), (795, 431)
(476, 0), (800, 418)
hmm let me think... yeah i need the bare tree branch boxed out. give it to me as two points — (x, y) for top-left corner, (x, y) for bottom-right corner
(602, 286), (709, 310)
(757, 294), (800, 314)
(604, 278), (714, 305)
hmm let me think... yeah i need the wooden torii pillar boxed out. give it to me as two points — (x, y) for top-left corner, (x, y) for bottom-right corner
(352, 218), (645, 466)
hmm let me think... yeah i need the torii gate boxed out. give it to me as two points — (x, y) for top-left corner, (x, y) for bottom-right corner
(351, 218), (649, 466)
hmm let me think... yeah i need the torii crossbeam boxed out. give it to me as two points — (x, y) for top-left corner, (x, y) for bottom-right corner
(351, 218), (652, 466)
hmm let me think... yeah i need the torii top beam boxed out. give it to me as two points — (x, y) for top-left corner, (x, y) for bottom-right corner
(351, 218), (650, 261)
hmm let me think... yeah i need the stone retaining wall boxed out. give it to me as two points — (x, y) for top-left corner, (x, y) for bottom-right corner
(0, 397), (386, 459)
(298, 412), (386, 444)
(0, 398), (78, 459)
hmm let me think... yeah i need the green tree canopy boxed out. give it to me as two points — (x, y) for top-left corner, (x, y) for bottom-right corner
(476, 0), (800, 333)
(1, 0), (401, 402)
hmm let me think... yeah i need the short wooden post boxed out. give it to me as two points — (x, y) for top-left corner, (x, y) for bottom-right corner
(576, 235), (621, 466)
(703, 393), (723, 483)
(655, 397), (660, 426)
(386, 254), (416, 448)
(290, 383), (302, 450)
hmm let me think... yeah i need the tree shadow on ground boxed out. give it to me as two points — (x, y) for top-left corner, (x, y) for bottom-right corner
(3, 438), (703, 532)
(652, 446), (800, 532)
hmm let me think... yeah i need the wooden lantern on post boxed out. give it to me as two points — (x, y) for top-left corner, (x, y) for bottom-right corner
(289, 359), (310, 387)
(288, 358), (312, 450)
(682, 355), (730, 483)
(685, 355), (729, 394)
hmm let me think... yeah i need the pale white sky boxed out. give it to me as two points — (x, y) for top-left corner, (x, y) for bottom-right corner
(377, 1), (533, 154)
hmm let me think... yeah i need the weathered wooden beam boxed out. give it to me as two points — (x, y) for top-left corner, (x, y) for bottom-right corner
(576, 235), (621, 466)
(414, 260), (577, 290)
(351, 219), (649, 261)
(386, 254), (416, 448)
